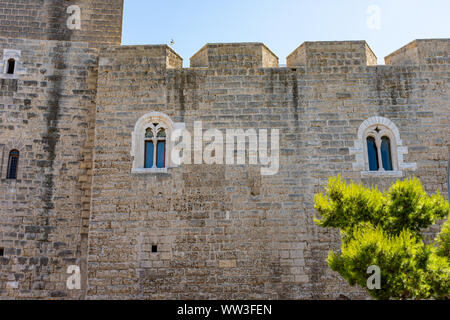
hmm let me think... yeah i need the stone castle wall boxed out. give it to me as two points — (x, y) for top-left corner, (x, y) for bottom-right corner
(86, 40), (449, 299)
(0, 1), (448, 300)
(0, 0), (118, 299)
(0, 37), (98, 298)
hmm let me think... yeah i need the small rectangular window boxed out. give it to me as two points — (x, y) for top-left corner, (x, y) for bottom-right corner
(0, 248), (4, 256)
(152, 245), (158, 253)
(7, 150), (19, 179)
(7, 59), (15, 74)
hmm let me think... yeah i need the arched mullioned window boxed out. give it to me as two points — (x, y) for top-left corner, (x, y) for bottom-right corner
(351, 117), (417, 176)
(7, 150), (19, 179)
(364, 125), (396, 172)
(131, 111), (185, 173)
(144, 124), (167, 169)
(6, 58), (15, 74)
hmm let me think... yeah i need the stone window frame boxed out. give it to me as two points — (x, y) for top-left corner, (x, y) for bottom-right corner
(0, 138), (25, 182)
(350, 116), (417, 177)
(131, 111), (185, 174)
(0, 49), (26, 79)
(6, 149), (20, 180)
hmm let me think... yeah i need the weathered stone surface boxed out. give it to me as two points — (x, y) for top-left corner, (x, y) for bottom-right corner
(0, 2), (448, 300)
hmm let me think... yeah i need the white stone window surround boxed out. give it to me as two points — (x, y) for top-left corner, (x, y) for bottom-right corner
(131, 112), (185, 174)
(0, 49), (26, 79)
(350, 116), (417, 177)
(0, 136), (25, 182)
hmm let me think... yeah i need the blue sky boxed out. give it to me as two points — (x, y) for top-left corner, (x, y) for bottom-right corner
(122, 0), (450, 67)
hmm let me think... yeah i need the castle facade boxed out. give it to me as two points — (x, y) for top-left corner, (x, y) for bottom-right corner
(0, 1), (448, 299)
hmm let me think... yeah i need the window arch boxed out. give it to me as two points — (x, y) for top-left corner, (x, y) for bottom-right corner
(1, 49), (24, 79)
(131, 111), (185, 173)
(350, 116), (417, 177)
(6, 58), (15, 74)
(7, 150), (19, 179)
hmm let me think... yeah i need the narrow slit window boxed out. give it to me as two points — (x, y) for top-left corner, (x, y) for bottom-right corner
(381, 137), (393, 171)
(7, 58), (15, 74)
(366, 137), (379, 171)
(0, 248), (4, 256)
(7, 150), (19, 179)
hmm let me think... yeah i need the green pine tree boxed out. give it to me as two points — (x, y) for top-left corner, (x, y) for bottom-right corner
(314, 176), (449, 300)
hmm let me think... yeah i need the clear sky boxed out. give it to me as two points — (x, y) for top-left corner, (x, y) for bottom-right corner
(122, 0), (450, 67)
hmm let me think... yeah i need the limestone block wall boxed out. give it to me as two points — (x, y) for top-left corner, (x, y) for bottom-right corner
(385, 39), (450, 66)
(287, 41), (378, 68)
(0, 0), (124, 46)
(0, 38), (98, 299)
(87, 41), (449, 299)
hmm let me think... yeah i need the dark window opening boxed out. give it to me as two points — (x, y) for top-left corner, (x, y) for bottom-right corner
(366, 137), (379, 171)
(156, 141), (166, 168)
(381, 136), (393, 171)
(7, 150), (19, 179)
(152, 245), (158, 253)
(7, 58), (15, 74)
(0, 248), (4, 256)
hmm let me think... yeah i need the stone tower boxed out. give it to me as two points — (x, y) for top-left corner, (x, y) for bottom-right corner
(0, 0), (123, 299)
(0, 0), (124, 46)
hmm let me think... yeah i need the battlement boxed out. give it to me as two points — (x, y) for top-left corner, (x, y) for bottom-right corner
(95, 39), (448, 71)
(185, 39), (448, 69)
(287, 41), (377, 67)
(385, 38), (450, 65)
(190, 43), (279, 69)
(0, 0), (124, 47)
(99, 45), (183, 71)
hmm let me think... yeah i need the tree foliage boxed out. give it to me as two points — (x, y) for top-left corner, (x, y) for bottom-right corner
(314, 176), (449, 300)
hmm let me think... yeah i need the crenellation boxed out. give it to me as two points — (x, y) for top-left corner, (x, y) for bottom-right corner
(385, 38), (450, 66)
(190, 43), (279, 69)
(287, 41), (378, 69)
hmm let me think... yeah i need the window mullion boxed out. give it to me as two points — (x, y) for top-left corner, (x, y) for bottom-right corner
(375, 135), (384, 171)
(152, 138), (157, 168)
